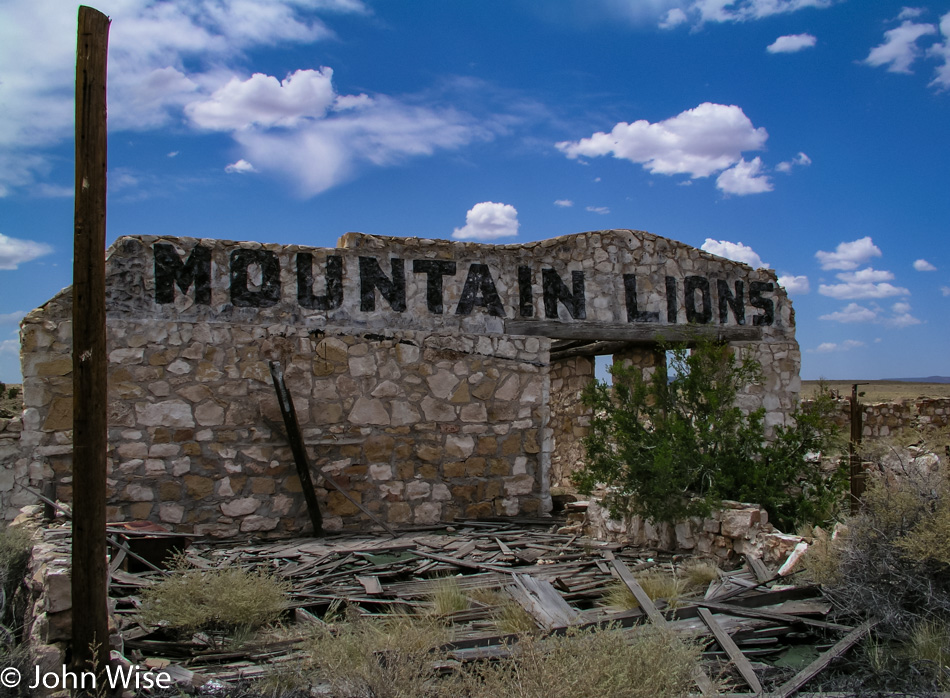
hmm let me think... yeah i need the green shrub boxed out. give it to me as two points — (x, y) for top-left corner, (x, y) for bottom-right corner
(572, 340), (846, 530)
(140, 556), (289, 638)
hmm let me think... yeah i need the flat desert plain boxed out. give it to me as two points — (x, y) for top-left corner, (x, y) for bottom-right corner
(802, 380), (950, 402)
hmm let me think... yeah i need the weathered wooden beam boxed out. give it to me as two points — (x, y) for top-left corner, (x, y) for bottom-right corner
(612, 559), (666, 626)
(697, 600), (853, 633)
(550, 340), (635, 360)
(611, 559), (716, 695)
(506, 319), (763, 343)
(698, 607), (764, 694)
(72, 5), (111, 683)
(269, 361), (323, 535)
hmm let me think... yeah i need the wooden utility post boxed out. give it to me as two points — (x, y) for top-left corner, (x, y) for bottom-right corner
(849, 382), (868, 514)
(72, 5), (111, 683)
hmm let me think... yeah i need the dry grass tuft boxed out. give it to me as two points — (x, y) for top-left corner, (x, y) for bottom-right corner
(680, 560), (720, 590)
(303, 616), (699, 698)
(427, 576), (469, 618)
(140, 555), (290, 639)
(305, 614), (450, 698)
(603, 571), (686, 611)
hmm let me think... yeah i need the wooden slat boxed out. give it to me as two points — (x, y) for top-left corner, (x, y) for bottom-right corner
(746, 555), (772, 584)
(698, 600), (853, 633)
(356, 575), (383, 595)
(698, 607), (764, 694)
(506, 319), (763, 343)
(611, 559), (665, 625)
(507, 574), (579, 630)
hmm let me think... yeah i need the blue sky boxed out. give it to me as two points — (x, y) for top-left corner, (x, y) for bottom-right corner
(1, 0), (948, 382)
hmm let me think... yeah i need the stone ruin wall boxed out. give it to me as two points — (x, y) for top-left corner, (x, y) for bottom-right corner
(547, 356), (594, 490)
(817, 397), (950, 437)
(2, 229), (800, 530)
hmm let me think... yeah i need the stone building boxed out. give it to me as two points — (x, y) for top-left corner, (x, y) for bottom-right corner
(3, 229), (800, 533)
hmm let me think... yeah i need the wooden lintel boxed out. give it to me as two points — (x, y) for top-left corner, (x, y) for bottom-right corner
(505, 320), (763, 343)
(550, 340), (634, 361)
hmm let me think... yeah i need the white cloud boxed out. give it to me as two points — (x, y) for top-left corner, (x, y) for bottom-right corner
(185, 66), (488, 195)
(809, 339), (865, 354)
(913, 258), (937, 271)
(186, 69), (337, 131)
(557, 103), (768, 185)
(819, 281), (910, 300)
(0, 0), (526, 202)
(586, 206), (610, 214)
(929, 11), (950, 90)
(820, 303), (879, 323)
(0, 311), (27, 326)
(886, 301), (922, 327)
(941, 286), (950, 296)
(899, 7), (926, 21)
(691, 0), (833, 23)
(232, 93), (487, 197)
(0, 338), (19, 358)
(554, 199), (574, 207)
(452, 202), (520, 241)
(767, 33), (817, 53)
(716, 157), (773, 195)
(819, 267), (910, 300)
(659, 8), (688, 29)
(778, 274), (810, 293)
(225, 159), (257, 174)
(701, 239), (768, 268)
(167, 151), (180, 158)
(864, 19), (937, 74)
(776, 152), (812, 173)
(815, 237), (882, 270)
(0, 233), (53, 270)
(835, 267), (895, 283)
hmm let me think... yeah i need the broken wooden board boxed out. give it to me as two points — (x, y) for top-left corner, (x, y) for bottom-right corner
(507, 573), (579, 630)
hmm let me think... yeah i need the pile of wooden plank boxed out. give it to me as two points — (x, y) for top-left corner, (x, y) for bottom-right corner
(108, 519), (870, 695)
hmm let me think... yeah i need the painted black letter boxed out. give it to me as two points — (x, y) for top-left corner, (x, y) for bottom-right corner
(749, 281), (774, 326)
(542, 269), (586, 320)
(455, 263), (505, 316)
(412, 259), (456, 314)
(665, 276), (678, 323)
(685, 276), (712, 324)
(154, 243), (211, 304)
(230, 249), (281, 307)
(623, 274), (659, 323)
(359, 257), (406, 312)
(297, 253), (343, 310)
(717, 279), (745, 325)
(518, 266), (534, 318)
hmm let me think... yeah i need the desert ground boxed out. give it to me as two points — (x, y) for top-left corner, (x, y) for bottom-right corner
(801, 380), (950, 402)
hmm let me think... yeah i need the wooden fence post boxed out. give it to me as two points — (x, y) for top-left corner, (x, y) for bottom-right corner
(72, 5), (111, 685)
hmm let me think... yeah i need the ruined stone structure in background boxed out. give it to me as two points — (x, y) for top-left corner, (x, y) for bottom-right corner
(3, 229), (800, 532)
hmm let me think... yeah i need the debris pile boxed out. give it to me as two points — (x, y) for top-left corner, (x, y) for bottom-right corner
(97, 518), (871, 696)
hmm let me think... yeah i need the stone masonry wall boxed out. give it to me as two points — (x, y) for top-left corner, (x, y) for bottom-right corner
(804, 397), (950, 438)
(5, 229), (799, 529)
(547, 356), (594, 489)
(16, 312), (547, 532)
